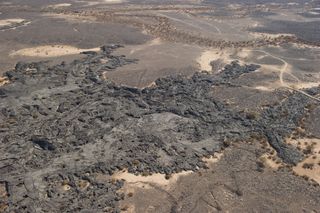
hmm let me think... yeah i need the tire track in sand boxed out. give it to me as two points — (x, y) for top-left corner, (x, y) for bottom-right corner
(242, 49), (320, 102)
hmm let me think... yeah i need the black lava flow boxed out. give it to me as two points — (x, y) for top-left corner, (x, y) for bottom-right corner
(0, 45), (319, 212)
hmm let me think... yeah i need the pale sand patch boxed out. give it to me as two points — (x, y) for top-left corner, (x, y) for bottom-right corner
(258, 139), (283, 170)
(103, 0), (123, 3)
(0, 18), (25, 27)
(61, 184), (71, 191)
(10, 45), (100, 58)
(237, 48), (252, 59)
(99, 58), (109, 64)
(197, 47), (263, 72)
(55, 179), (90, 194)
(197, 50), (217, 71)
(291, 42), (320, 49)
(113, 169), (192, 190)
(0, 182), (7, 198)
(293, 156), (320, 184)
(76, 0), (124, 6)
(252, 21), (264, 28)
(112, 153), (223, 191)
(257, 55), (266, 60)
(309, 11), (320, 15)
(290, 82), (320, 90)
(120, 204), (135, 213)
(148, 38), (162, 46)
(287, 138), (320, 153)
(0, 77), (9, 87)
(260, 153), (281, 170)
(202, 152), (223, 166)
(197, 49), (233, 72)
(288, 138), (320, 184)
(46, 3), (72, 9)
(145, 81), (156, 88)
(254, 86), (274, 92)
(250, 32), (295, 39)
(228, 3), (242, 9)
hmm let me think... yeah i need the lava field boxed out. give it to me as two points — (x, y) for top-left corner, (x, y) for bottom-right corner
(0, 45), (319, 212)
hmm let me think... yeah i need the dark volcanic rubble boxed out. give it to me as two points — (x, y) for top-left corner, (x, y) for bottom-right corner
(0, 45), (319, 212)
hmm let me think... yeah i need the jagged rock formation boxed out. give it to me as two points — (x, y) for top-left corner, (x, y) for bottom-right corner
(0, 46), (318, 212)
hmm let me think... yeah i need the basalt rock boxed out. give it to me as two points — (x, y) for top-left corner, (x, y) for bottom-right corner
(0, 45), (318, 212)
